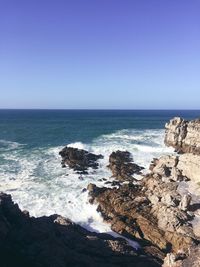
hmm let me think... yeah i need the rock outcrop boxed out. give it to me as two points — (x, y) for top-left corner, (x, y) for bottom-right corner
(177, 153), (200, 183)
(162, 246), (200, 267)
(0, 193), (160, 267)
(165, 117), (200, 155)
(88, 152), (199, 263)
(59, 146), (103, 174)
(150, 153), (200, 184)
(87, 117), (200, 266)
(88, 177), (196, 256)
(108, 151), (144, 181)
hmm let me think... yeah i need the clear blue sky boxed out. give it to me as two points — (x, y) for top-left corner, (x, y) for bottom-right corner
(0, 0), (200, 109)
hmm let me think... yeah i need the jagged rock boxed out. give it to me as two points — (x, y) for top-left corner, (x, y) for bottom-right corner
(88, 176), (195, 258)
(171, 167), (183, 182)
(163, 246), (200, 267)
(151, 153), (200, 184)
(165, 117), (200, 155)
(179, 194), (192, 211)
(108, 151), (144, 181)
(177, 153), (200, 183)
(59, 146), (103, 174)
(161, 193), (178, 207)
(181, 245), (200, 267)
(162, 253), (183, 267)
(151, 203), (191, 233)
(88, 151), (197, 260)
(0, 193), (160, 267)
(164, 117), (200, 183)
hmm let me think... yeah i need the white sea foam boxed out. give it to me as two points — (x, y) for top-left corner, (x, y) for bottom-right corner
(0, 139), (24, 151)
(0, 129), (174, 240)
(67, 142), (86, 150)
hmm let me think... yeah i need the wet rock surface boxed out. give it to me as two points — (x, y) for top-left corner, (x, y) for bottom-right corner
(59, 146), (103, 174)
(108, 150), (144, 181)
(0, 193), (160, 267)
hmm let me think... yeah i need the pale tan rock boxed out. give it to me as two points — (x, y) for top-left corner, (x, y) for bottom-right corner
(177, 154), (200, 183)
(171, 167), (183, 182)
(165, 117), (200, 155)
(162, 253), (183, 267)
(161, 193), (178, 207)
(179, 194), (192, 211)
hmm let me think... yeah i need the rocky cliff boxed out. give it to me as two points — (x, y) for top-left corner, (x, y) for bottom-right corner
(2, 116), (200, 267)
(88, 116), (200, 266)
(164, 117), (200, 183)
(0, 193), (159, 267)
(165, 117), (200, 155)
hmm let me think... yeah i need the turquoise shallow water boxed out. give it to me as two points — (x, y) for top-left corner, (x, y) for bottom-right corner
(0, 109), (199, 232)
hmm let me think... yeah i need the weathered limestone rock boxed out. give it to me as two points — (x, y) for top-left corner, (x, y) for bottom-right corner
(151, 153), (200, 183)
(88, 177), (195, 256)
(177, 154), (200, 183)
(179, 194), (192, 211)
(163, 246), (200, 267)
(162, 253), (183, 267)
(165, 117), (200, 155)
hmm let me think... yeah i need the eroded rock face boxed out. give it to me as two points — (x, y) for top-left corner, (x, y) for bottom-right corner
(88, 153), (199, 262)
(150, 153), (200, 183)
(162, 246), (200, 267)
(164, 117), (200, 183)
(177, 153), (200, 183)
(59, 146), (103, 174)
(108, 151), (144, 181)
(88, 182), (166, 263)
(0, 193), (160, 267)
(165, 117), (200, 155)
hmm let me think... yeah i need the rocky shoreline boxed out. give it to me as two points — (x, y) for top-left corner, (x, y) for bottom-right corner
(1, 117), (200, 266)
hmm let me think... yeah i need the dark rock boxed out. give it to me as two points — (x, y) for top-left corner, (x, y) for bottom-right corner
(0, 192), (160, 267)
(108, 151), (144, 181)
(81, 188), (87, 193)
(59, 146), (103, 174)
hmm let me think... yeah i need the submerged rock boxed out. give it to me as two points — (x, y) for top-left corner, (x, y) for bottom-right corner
(59, 146), (103, 174)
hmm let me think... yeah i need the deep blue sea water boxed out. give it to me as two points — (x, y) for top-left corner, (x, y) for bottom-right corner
(0, 109), (199, 148)
(0, 109), (200, 232)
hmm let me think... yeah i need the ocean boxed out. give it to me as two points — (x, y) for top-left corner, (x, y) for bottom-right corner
(0, 109), (200, 233)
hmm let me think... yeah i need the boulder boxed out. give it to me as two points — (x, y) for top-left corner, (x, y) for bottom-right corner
(177, 153), (200, 183)
(59, 146), (103, 174)
(108, 151), (144, 181)
(165, 117), (200, 155)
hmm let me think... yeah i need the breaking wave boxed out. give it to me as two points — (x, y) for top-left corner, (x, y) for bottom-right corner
(0, 129), (174, 235)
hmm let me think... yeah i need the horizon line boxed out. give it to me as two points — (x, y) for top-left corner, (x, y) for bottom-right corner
(0, 108), (200, 111)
